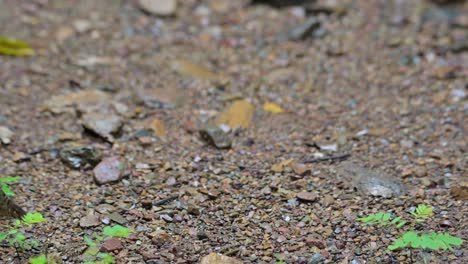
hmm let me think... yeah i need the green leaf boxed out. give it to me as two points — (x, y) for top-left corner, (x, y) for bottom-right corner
(390, 216), (402, 224)
(388, 231), (463, 252)
(0, 233), (7, 241)
(396, 221), (407, 228)
(85, 245), (100, 256)
(388, 237), (408, 251)
(412, 205), (433, 222)
(96, 253), (115, 264)
(0, 177), (21, 183)
(0, 36), (35, 56)
(103, 225), (132, 238)
(22, 212), (46, 224)
(382, 213), (391, 222)
(84, 236), (97, 246)
(357, 215), (375, 223)
(29, 254), (47, 264)
(1, 184), (15, 196)
(15, 233), (26, 242)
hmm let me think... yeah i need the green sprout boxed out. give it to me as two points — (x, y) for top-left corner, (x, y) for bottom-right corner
(357, 212), (406, 228)
(29, 254), (49, 264)
(410, 205), (433, 223)
(103, 225), (133, 237)
(0, 176), (21, 196)
(82, 225), (132, 263)
(0, 212), (46, 251)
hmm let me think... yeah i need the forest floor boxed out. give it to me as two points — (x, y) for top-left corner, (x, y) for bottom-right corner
(0, 0), (466, 263)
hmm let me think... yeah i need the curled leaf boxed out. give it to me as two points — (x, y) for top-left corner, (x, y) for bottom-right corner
(0, 37), (35, 56)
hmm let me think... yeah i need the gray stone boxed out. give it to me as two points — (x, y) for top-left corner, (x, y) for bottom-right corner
(337, 162), (406, 198)
(60, 144), (102, 169)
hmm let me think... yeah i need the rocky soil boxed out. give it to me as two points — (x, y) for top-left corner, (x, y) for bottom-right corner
(0, 0), (466, 263)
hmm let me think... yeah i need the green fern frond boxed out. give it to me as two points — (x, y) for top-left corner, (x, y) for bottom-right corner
(388, 231), (463, 251)
(357, 212), (405, 227)
(411, 205), (433, 222)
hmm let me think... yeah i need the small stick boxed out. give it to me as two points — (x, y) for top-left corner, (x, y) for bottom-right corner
(153, 195), (179, 206)
(303, 153), (351, 163)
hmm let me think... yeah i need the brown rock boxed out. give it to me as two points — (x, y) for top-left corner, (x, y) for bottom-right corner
(149, 230), (171, 246)
(296, 191), (317, 202)
(290, 162), (310, 176)
(451, 181), (468, 200)
(322, 194), (335, 207)
(79, 214), (100, 227)
(200, 253), (243, 264)
(101, 237), (123, 252)
(93, 157), (127, 185)
(305, 237), (326, 249)
(414, 166), (428, 177)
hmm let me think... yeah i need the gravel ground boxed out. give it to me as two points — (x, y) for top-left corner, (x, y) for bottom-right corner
(0, 0), (466, 263)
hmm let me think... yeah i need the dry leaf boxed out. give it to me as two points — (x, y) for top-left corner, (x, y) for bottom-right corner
(147, 118), (166, 139)
(263, 102), (284, 114)
(172, 59), (217, 80)
(215, 100), (254, 129)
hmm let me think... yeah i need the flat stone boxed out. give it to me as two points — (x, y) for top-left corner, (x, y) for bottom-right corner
(337, 162), (406, 198)
(79, 214), (100, 227)
(95, 204), (116, 214)
(200, 253), (243, 264)
(101, 237), (123, 252)
(108, 212), (128, 225)
(296, 191), (317, 202)
(0, 126), (14, 144)
(93, 157), (127, 185)
(82, 113), (123, 142)
(139, 0), (177, 16)
(42, 90), (110, 114)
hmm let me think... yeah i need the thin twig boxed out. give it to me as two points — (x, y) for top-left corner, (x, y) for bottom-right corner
(303, 153), (351, 163)
(153, 195), (179, 206)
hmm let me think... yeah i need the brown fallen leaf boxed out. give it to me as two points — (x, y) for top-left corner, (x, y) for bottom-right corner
(172, 59), (218, 80)
(215, 100), (254, 129)
(147, 118), (166, 139)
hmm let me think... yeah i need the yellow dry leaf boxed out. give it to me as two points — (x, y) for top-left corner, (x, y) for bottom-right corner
(215, 100), (254, 129)
(172, 59), (217, 80)
(0, 36), (35, 56)
(148, 118), (166, 139)
(271, 159), (294, 173)
(263, 102), (284, 114)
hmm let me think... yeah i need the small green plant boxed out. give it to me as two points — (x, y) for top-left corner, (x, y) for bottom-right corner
(0, 212), (46, 251)
(0, 176), (21, 196)
(273, 253), (286, 264)
(410, 204), (433, 223)
(388, 231), (462, 251)
(29, 254), (50, 264)
(357, 212), (406, 228)
(103, 224), (133, 237)
(82, 224), (133, 264)
(1, 177), (50, 263)
(357, 205), (463, 263)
